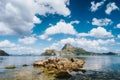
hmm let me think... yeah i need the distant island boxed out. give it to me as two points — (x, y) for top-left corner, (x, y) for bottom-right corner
(41, 43), (118, 56)
(0, 50), (9, 56)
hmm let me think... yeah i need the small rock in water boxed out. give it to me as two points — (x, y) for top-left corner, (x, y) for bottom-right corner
(22, 64), (29, 67)
(5, 66), (16, 69)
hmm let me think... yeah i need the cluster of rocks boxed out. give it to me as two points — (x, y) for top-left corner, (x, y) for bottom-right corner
(33, 57), (85, 71)
(5, 64), (29, 69)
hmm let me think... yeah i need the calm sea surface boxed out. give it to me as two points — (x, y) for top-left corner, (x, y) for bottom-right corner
(0, 55), (120, 79)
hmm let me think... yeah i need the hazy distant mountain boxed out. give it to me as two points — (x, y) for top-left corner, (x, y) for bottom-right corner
(103, 52), (118, 55)
(0, 50), (9, 56)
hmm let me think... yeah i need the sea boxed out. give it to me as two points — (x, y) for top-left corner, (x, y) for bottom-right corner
(0, 55), (120, 80)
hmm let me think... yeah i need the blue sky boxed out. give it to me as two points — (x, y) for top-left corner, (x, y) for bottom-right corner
(0, 0), (120, 54)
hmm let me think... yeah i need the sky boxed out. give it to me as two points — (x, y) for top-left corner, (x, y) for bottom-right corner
(0, 0), (120, 55)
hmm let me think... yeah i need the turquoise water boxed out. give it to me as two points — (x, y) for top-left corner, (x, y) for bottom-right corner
(0, 55), (120, 79)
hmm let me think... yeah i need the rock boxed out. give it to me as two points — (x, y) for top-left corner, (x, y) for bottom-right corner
(5, 66), (16, 69)
(22, 64), (29, 67)
(33, 57), (85, 74)
(56, 71), (72, 79)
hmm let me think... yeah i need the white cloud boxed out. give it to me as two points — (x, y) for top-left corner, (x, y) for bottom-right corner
(10, 46), (39, 54)
(39, 34), (48, 40)
(90, 0), (106, 12)
(47, 38), (52, 41)
(78, 27), (113, 38)
(89, 27), (113, 38)
(116, 23), (120, 28)
(0, 40), (16, 48)
(92, 18), (112, 27)
(118, 34), (120, 39)
(0, 39), (40, 54)
(33, 16), (41, 24)
(18, 36), (37, 45)
(70, 20), (80, 24)
(105, 2), (119, 15)
(36, 0), (70, 16)
(0, 22), (15, 35)
(46, 37), (115, 52)
(0, 0), (70, 35)
(39, 20), (77, 40)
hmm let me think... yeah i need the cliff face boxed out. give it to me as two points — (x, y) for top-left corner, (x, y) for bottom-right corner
(0, 50), (9, 56)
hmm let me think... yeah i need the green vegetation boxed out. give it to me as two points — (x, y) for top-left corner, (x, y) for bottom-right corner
(0, 50), (9, 56)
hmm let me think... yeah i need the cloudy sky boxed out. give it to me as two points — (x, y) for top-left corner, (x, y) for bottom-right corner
(0, 0), (120, 55)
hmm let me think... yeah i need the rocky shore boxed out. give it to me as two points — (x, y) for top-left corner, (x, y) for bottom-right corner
(33, 56), (85, 78)
(34, 57), (84, 70)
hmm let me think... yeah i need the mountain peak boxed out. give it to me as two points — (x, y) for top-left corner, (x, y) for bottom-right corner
(62, 43), (74, 50)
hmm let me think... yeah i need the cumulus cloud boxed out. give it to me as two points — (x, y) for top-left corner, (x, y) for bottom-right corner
(36, 0), (70, 16)
(78, 27), (113, 38)
(0, 0), (70, 35)
(0, 39), (39, 54)
(18, 36), (37, 45)
(0, 22), (15, 35)
(46, 37), (115, 52)
(0, 40), (16, 48)
(116, 23), (120, 28)
(39, 20), (77, 40)
(92, 18), (112, 27)
(90, 0), (106, 12)
(105, 2), (119, 15)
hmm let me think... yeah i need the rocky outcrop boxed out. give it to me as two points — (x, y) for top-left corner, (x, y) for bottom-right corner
(33, 57), (85, 78)
(0, 50), (9, 56)
(41, 49), (56, 56)
(33, 57), (85, 71)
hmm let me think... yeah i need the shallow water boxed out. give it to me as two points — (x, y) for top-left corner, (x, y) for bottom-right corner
(0, 55), (120, 80)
